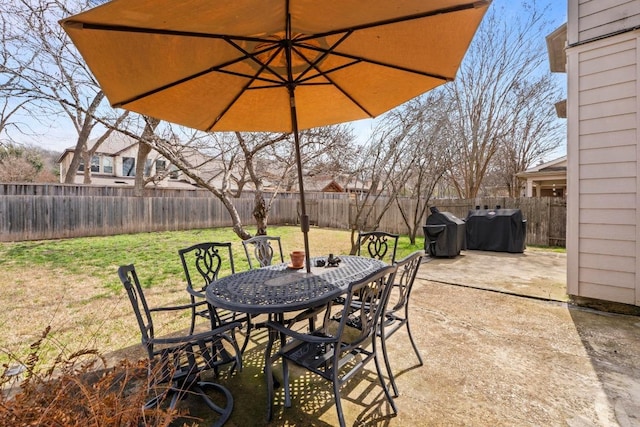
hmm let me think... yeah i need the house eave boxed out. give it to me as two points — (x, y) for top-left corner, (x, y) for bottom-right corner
(546, 23), (567, 73)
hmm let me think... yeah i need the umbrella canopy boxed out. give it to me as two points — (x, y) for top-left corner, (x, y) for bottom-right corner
(61, 0), (491, 271)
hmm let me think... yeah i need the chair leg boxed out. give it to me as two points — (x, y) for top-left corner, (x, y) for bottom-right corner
(265, 327), (277, 422)
(168, 387), (182, 410)
(373, 338), (398, 415)
(380, 331), (399, 397)
(405, 320), (424, 366)
(228, 335), (244, 374)
(189, 309), (197, 336)
(282, 358), (292, 408)
(213, 333), (243, 375)
(332, 374), (347, 427)
(193, 382), (234, 427)
(239, 317), (252, 354)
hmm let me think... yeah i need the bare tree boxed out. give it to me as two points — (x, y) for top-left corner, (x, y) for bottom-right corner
(493, 75), (564, 196)
(245, 125), (355, 235)
(390, 95), (451, 244)
(0, 10), (40, 145)
(132, 116), (160, 195)
(136, 125), (354, 240)
(442, 2), (563, 198)
(4, 0), (130, 183)
(346, 112), (422, 254)
(232, 131), (290, 236)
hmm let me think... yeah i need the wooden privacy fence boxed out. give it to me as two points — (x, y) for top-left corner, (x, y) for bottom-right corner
(0, 184), (566, 246)
(410, 197), (567, 248)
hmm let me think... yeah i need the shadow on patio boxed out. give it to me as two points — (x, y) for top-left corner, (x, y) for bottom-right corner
(106, 249), (640, 426)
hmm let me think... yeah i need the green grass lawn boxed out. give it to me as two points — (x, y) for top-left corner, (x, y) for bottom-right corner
(0, 226), (424, 367)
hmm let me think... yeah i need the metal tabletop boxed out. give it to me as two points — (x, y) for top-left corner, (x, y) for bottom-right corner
(206, 255), (388, 315)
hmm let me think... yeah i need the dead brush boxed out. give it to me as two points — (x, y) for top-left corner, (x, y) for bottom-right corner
(0, 327), (185, 426)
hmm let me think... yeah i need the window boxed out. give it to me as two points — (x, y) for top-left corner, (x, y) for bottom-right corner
(78, 158), (84, 172)
(169, 165), (179, 179)
(90, 155), (100, 173)
(144, 159), (153, 177)
(103, 157), (113, 174)
(156, 159), (166, 173)
(122, 157), (135, 176)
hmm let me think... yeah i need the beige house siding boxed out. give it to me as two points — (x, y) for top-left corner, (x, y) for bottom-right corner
(58, 134), (207, 189)
(569, 0), (640, 44)
(567, 24), (640, 305)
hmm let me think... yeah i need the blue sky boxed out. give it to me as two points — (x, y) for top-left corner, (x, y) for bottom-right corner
(15, 1), (568, 154)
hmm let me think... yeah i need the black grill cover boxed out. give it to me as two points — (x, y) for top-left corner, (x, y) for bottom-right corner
(465, 209), (526, 253)
(423, 208), (466, 257)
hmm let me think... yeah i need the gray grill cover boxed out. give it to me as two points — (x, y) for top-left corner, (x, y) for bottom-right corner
(423, 208), (466, 257)
(465, 209), (526, 253)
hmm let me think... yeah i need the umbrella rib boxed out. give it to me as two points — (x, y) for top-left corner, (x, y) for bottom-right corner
(110, 56), (257, 107)
(65, 0), (487, 45)
(204, 45), (286, 131)
(302, 44), (453, 82)
(204, 37), (309, 131)
(224, 38), (288, 85)
(62, 21), (275, 44)
(204, 75), (261, 132)
(299, 62), (375, 118)
(111, 35), (289, 108)
(294, 26), (452, 84)
(295, 60), (360, 85)
(257, 22), (378, 125)
(288, 29), (447, 117)
(290, 30), (352, 84)
(293, 0), (490, 43)
(288, 34), (376, 117)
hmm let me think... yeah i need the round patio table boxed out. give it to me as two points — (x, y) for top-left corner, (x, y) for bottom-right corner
(205, 255), (387, 315)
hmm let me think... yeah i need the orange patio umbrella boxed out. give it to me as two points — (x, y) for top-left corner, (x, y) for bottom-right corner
(60, 0), (491, 272)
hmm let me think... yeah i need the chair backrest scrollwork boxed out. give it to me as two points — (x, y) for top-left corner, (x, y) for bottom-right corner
(242, 235), (284, 269)
(357, 231), (399, 264)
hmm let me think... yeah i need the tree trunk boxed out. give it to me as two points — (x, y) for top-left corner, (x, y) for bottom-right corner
(253, 190), (268, 235)
(349, 228), (359, 255)
(133, 142), (151, 196)
(220, 194), (251, 240)
(64, 93), (104, 184)
(82, 150), (91, 184)
(134, 117), (159, 196)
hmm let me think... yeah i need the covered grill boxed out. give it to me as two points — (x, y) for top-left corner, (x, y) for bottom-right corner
(423, 207), (466, 257)
(465, 208), (527, 253)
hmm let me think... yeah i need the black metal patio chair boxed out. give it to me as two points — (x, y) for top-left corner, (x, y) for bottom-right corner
(380, 250), (425, 396)
(118, 264), (242, 427)
(241, 235), (284, 269)
(264, 265), (398, 427)
(357, 231), (399, 264)
(178, 242), (252, 353)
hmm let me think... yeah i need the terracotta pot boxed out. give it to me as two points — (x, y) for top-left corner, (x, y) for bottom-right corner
(290, 251), (305, 268)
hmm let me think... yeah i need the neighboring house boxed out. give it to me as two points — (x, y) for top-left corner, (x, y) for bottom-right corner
(57, 133), (222, 189)
(304, 175), (345, 192)
(549, 1), (640, 307)
(286, 174), (371, 197)
(517, 156), (567, 198)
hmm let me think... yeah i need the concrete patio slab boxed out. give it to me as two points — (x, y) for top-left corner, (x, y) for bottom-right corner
(111, 249), (640, 426)
(420, 248), (568, 302)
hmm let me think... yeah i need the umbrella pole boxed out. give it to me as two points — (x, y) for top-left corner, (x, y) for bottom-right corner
(288, 88), (312, 273)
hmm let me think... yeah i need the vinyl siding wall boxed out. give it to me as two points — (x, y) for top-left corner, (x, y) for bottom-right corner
(567, 26), (640, 305)
(569, 0), (640, 45)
